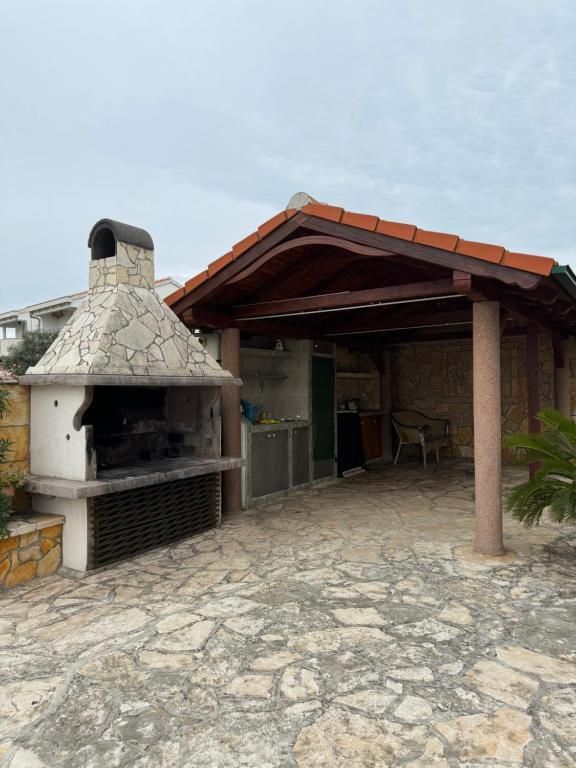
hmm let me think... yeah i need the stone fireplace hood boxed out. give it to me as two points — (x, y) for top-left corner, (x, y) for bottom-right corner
(21, 219), (240, 387)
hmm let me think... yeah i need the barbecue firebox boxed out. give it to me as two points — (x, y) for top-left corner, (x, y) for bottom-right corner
(22, 219), (242, 571)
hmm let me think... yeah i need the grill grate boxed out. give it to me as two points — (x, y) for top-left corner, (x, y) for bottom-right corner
(88, 473), (220, 569)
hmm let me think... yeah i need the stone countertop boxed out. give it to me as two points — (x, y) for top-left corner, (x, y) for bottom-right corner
(337, 409), (388, 416)
(24, 456), (244, 499)
(19, 374), (243, 387)
(6, 512), (65, 538)
(248, 420), (310, 432)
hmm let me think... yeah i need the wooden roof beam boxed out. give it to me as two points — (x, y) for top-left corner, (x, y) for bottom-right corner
(233, 278), (459, 320)
(305, 217), (543, 291)
(227, 234), (397, 287)
(182, 307), (320, 340)
(324, 309), (472, 337)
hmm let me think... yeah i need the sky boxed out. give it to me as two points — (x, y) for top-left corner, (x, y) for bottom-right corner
(1, 0), (576, 312)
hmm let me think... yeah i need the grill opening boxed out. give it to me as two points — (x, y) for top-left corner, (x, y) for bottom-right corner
(88, 473), (220, 569)
(83, 386), (179, 470)
(81, 385), (220, 473)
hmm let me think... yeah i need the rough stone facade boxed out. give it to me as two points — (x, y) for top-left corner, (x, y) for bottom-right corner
(391, 335), (572, 458)
(0, 516), (63, 588)
(89, 241), (155, 292)
(0, 376), (29, 477)
(26, 241), (231, 381)
(335, 348), (380, 410)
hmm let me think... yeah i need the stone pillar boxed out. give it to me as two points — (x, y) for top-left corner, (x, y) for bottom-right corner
(553, 338), (571, 418)
(473, 301), (504, 555)
(220, 328), (242, 514)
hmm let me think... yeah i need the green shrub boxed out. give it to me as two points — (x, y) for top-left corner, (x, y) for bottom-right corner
(504, 408), (576, 527)
(0, 492), (10, 540)
(1, 330), (58, 375)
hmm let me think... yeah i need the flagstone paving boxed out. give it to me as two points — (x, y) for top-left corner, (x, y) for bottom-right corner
(1, 462), (575, 767)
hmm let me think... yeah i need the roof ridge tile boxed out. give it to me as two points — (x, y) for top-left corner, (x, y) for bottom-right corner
(414, 229), (459, 251)
(341, 211), (379, 231)
(301, 203), (344, 222)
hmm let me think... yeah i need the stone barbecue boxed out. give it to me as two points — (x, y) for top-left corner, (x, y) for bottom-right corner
(21, 219), (242, 571)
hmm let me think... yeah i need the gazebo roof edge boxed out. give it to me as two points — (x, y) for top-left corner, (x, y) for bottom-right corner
(552, 264), (576, 303)
(165, 197), (559, 309)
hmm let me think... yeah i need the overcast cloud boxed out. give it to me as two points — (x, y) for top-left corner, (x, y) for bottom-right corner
(1, 0), (575, 311)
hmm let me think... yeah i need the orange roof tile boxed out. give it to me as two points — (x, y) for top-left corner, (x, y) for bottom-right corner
(502, 251), (555, 274)
(376, 220), (417, 241)
(208, 251), (233, 277)
(167, 198), (557, 306)
(184, 271), (208, 293)
(232, 232), (260, 259)
(164, 286), (185, 305)
(456, 239), (505, 264)
(341, 211), (379, 231)
(301, 203), (343, 221)
(414, 229), (459, 251)
(258, 210), (294, 239)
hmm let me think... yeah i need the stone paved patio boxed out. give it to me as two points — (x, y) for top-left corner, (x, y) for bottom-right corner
(1, 462), (575, 767)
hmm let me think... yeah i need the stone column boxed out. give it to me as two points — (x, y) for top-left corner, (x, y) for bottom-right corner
(473, 301), (504, 555)
(220, 328), (242, 514)
(554, 338), (571, 418)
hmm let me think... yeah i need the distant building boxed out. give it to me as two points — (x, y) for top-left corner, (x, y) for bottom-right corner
(0, 277), (182, 356)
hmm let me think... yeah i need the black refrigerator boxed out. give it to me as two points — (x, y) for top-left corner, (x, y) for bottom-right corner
(337, 412), (365, 476)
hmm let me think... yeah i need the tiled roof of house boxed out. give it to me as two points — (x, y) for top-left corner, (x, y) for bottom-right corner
(165, 200), (557, 307)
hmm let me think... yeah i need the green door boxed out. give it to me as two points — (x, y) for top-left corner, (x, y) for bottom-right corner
(312, 356), (335, 479)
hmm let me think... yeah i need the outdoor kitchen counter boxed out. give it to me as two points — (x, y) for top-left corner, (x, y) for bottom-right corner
(24, 456), (244, 499)
(248, 420), (310, 432)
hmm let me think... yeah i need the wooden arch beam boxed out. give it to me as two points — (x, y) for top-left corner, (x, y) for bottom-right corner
(227, 235), (395, 286)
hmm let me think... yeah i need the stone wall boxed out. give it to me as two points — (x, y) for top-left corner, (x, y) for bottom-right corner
(0, 515), (63, 588)
(391, 335), (564, 458)
(0, 377), (30, 476)
(335, 347), (380, 410)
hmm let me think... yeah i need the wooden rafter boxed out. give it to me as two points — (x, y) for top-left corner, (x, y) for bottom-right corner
(227, 235), (396, 286)
(304, 217), (543, 291)
(233, 279), (458, 320)
(171, 213), (310, 311)
(181, 307), (320, 340)
(324, 309), (472, 337)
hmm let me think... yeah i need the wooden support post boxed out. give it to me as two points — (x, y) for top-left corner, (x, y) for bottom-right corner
(370, 349), (393, 462)
(220, 328), (242, 514)
(473, 301), (504, 555)
(526, 325), (541, 479)
(553, 337), (571, 418)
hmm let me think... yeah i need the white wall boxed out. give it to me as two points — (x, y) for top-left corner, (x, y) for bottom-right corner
(30, 385), (90, 481)
(39, 309), (76, 332)
(240, 340), (311, 420)
(32, 496), (89, 571)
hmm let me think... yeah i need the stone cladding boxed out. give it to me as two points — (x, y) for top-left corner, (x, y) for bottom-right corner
(392, 335), (563, 458)
(26, 238), (232, 381)
(0, 516), (63, 588)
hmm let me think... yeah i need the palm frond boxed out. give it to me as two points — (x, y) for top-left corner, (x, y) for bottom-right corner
(504, 432), (572, 463)
(505, 408), (576, 527)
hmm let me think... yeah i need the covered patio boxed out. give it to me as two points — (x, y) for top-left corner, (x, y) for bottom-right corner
(2, 464), (575, 766)
(167, 193), (576, 557)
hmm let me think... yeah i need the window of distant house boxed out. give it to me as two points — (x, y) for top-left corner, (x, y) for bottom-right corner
(4, 327), (16, 338)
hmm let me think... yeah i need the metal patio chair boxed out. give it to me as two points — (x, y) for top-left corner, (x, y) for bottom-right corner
(392, 409), (451, 469)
